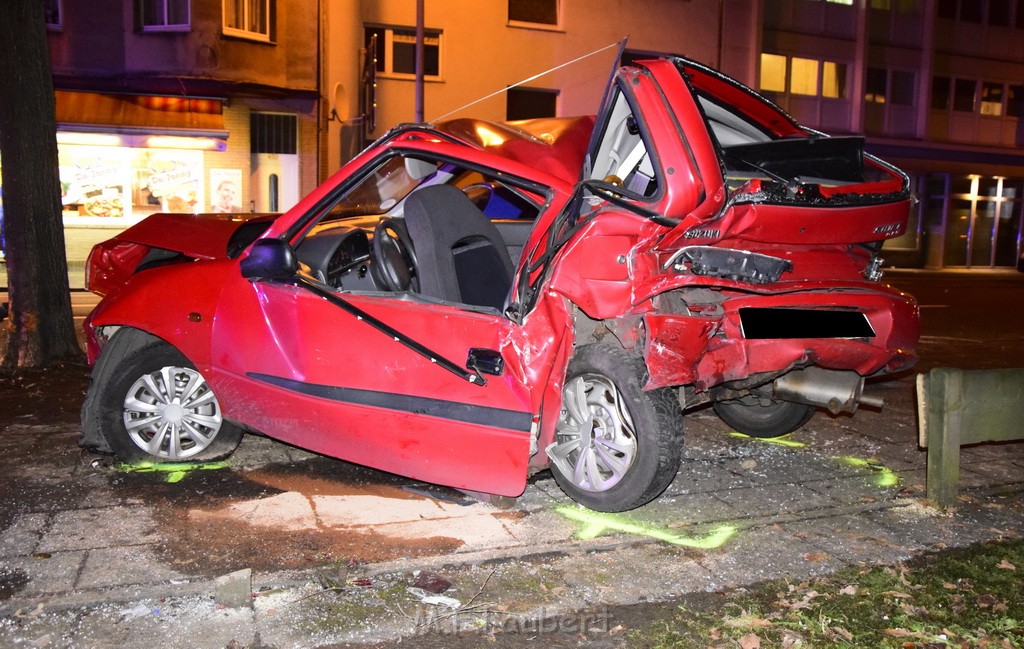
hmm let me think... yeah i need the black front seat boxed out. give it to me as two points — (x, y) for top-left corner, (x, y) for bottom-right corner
(402, 184), (515, 310)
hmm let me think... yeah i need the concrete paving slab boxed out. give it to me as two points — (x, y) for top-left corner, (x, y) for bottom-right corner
(78, 546), (188, 589)
(36, 506), (163, 553)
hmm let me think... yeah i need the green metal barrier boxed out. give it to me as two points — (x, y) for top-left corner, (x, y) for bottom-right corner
(917, 367), (1024, 508)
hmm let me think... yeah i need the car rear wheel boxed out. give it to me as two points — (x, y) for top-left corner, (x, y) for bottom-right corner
(713, 395), (815, 439)
(547, 344), (683, 512)
(81, 328), (242, 462)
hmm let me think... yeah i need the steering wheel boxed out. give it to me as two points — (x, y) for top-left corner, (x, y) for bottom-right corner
(371, 217), (419, 292)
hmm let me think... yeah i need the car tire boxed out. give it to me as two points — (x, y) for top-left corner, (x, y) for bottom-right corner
(547, 344), (683, 512)
(713, 395), (815, 438)
(81, 328), (242, 463)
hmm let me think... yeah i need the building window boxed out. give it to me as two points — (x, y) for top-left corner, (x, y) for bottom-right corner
(981, 82), (1005, 115)
(989, 0), (1014, 25)
(44, 0), (62, 29)
(508, 0), (559, 27)
(866, 68), (915, 104)
(759, 53), (787, 93)
(1008, 85), (1024, 117)
(223, 0), (272, 42)
(789, 58), (818, 96)
(759, 53), (846, 99)
(931, 76), (951, 109)
(865, 68), (888, 103)
(506, 87), (558, 120)
(953, 78), (976, 112)
(251, 113), (296, 154)
(140, 0), (190, 30)
(364, 26), (441, 79)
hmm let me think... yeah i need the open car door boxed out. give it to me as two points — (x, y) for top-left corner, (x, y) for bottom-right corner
(208, 145), (547, 497)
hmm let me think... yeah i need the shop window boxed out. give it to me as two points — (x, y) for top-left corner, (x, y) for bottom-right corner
(508, 0), (559, 27)
(981, 82), (1005, 116)
(140, 0), (190, 30)
(931, 76), (951, 109)
(759, 53), (787, 93)
(44, 0), (61, 29)
(223, 0), (272, 42)
(251, 113), (296, 155)
(826, 0), (854, 4)
(364, 26), (441, 79)
(789, 58), (819, 96)
(506, 87), (558, 121)
(953, 78), (976, 112)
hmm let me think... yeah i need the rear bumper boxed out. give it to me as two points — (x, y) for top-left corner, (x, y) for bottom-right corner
(643, 286), (919, 391)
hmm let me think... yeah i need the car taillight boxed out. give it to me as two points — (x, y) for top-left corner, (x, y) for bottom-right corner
(85, 240), (149, 297)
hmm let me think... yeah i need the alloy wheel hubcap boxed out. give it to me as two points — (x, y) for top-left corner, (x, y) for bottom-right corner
(123, 365), (223, 459)
(548, 373), (638, 492)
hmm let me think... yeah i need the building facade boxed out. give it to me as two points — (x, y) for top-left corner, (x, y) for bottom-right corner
(3, 0), (1020, 288)
(6, 0), (321, 284)
(755, 0), (1024, 269)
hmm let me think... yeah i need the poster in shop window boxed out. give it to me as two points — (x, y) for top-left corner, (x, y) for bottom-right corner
(210, 168), (243, 213)
(59, 147), (203, 224)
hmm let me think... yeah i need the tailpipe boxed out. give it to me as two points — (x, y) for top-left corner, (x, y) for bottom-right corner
(771, 367), (882, 415)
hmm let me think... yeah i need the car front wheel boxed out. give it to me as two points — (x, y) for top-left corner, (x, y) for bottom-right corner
(81, 328), (242, 462)
(547, 344), (683, 512)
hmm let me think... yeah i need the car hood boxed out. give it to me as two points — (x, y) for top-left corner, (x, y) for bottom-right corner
(114, 212), (280, 260)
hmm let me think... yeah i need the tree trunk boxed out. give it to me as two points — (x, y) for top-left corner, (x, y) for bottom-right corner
(0, 0), (81, 367)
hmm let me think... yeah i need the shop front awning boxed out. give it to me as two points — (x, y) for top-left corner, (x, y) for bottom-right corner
(55, 90), (229, 150)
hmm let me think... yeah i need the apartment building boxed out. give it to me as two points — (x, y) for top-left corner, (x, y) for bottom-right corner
(6, 0), (1019, 283)
(758, 0), (1024, 269)
(29, 0), (319, 282)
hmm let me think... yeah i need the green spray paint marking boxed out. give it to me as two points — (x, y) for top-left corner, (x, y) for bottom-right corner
(838, 456), (900, 487)
(727, 432), (807, 448)
(118, 461), (230, 483)
(556, 505), (738, 549)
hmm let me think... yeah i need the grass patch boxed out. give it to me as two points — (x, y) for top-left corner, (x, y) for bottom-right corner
(633, 537), (1024, 648)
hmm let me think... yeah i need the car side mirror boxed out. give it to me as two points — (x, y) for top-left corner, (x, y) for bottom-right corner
(240, 238), (298, 281)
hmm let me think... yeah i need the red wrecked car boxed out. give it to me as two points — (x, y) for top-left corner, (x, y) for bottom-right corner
(81, 56), (919, 512)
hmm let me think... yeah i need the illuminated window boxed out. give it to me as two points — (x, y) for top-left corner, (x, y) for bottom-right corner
(790, 58), (819, 96)
(508, 0), (559, 26)
(822, 61), (847, 98)
(141, 0), (190, 30)
(223, 0), (272, 41)
(365, 26), (442, 79)
(826, 0), (854, 4)
(981, 82), (1005, 116)
(761, 54), (845, 99)
(759, 53), (787, 92)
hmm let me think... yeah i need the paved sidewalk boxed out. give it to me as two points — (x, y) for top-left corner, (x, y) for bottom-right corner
(0, 373), (1022, 647)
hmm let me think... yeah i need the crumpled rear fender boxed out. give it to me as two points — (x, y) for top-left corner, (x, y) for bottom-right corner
(640, 284), (919, 391)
